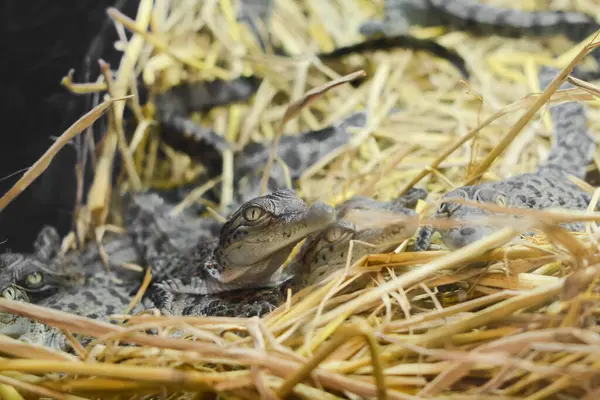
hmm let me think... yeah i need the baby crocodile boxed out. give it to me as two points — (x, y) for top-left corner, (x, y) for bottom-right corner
(0, 228), (143, 350)
(155, 86), (367, 210)
(1, 271), (143, 352)
(361, 0), (599, 40)
(152, 189), (425, 317)
(0, 227), (70, 304)
(293, 188), (426, 285)
(0, 226), (141, 299)
(415, 66), (594, 250)
(126, 189), (336, 313)
(0, 226), (140, 304)
(361, 1), (600, 80)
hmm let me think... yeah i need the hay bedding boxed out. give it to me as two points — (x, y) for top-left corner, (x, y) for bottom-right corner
(2, 0), (600, 398)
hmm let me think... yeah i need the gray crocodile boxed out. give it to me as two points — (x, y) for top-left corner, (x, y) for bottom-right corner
(0, 189), (335, 349)
(155, 91), (370, 209)
(126, 189), (336, 314)
(0, 228), (71, 304)
(2, 271), (144, 351)
(0, 227), (143, 350)
(150, 188), (426, 317)
(291, 188), (426, 286)
(360, 0), (599, 40)
(414, 65), (594, 250)
(0, 226), (140, 304)
(360, 0), (600, 80)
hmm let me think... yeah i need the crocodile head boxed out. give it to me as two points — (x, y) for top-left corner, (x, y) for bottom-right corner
(0, 252), (69, 304)
(0, 226), (87, 306)
(214, 188), (336, 285)
(297, 205), (419, 284)
(435, 186), (506, 249)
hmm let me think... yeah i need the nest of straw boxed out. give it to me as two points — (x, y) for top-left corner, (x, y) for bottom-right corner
(3, 0), (600, 398)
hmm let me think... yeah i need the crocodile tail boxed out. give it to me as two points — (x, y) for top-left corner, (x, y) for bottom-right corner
(536, 66), (594, 180)
(402, 0), (599, 40)
(319, 35), (469, 78)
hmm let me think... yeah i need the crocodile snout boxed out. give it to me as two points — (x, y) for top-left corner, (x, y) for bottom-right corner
(305, 201), (336, 226)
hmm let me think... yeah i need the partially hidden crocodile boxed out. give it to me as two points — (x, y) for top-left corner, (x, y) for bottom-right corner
(233, 0), (469, 76)
(0, 227), (143, 350)
(291, 188), (426, 286)
(126, 188), (336, 314)
(156, 96), (370, 209)
(2, 271), (145, 351)
(0, 189), (335, 349)
(360, 0), (599, 40)
(146, 188), (426, 317)
(360, 0), (600, 80)
(414, 65), (594, 251)
(154, 6), (472, 188)
(0, 226), (141, 305)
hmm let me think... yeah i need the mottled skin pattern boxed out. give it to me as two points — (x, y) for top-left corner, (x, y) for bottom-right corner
(154, 189), (426, 317)
(126, 189), (335, 314)
(236, 0), (469, 75)
(232, 111), (367, 207)
(360, 0), (600, 79)
(415, 66), (594, 250)
(0, 227), (140, 305)
(0, 286), (32, 340)
(124, 191), (222, 280)
(360, 0), (599, 40)
(157, 281), (292, 318)
(12, 272), (144, 352)
(0, 228), (72, 305)
(154, 76), (260, 173)
(292, 189), (425, 286)
(237, 0), (274, 51)
(0, 228), (143, 350)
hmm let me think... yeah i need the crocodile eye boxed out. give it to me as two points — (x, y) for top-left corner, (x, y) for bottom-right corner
(495, 194), (507, 207)
(243, 206), (266, 222)
(325, 226), (345, 243)
(438, 202), (448, 214)
(26, 271), (43, 287)
(438, 201), (458, 216)
(1, 287), (16, 300)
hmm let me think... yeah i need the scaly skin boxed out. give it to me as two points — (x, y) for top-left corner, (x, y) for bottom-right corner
(292, 189), (425, 285)
(154, 282), (291, 318)
(360, 1), (600, 80)
(237, 0), (274, 51)
(0, 226), (139, 304)
(232, 111), (368, 207)
(154, 85), (369, 209)
(8, 272), (144, 352)
(1, 188), (334, 346)
(414, 66), (594, 250)
(0, 227), (73, 304)
(0, 286), (33, 340)
(127, 189), (336, 314)
(152, 189), (426, 317)
(0, 229), (143, 351)
(360, 0), (599, 40)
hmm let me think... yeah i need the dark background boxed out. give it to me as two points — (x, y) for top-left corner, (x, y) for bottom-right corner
(0, 0), (137, 253)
